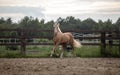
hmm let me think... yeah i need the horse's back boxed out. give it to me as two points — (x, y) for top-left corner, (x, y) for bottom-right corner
(63, 32), (73, 38)
(62, 32), (74, 42)
(53, 32), (74, 44)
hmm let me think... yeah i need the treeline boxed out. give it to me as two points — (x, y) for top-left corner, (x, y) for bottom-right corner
(0, 16), (120, 31)
(57, 16), (120, 31)
(0, 16), (120, 37)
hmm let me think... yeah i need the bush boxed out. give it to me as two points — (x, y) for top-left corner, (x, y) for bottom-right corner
(4, 52), (23, 58)
(5, 45), (19, 50)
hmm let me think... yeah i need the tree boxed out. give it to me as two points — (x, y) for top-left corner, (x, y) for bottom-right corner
(56, 16), (81, 30)
(40, 19), (45, 24)
(80, 18), (97, 30)
(6, 18), (12, 24)
(19, 16), (31, 29)
(115, 17), (120, 31)
(0, 17), (5, 24)
(97, 20), (104, 30)
(104, 19), (113, 31)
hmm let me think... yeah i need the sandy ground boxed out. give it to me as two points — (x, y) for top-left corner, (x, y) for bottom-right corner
(0, 58), (120, 75)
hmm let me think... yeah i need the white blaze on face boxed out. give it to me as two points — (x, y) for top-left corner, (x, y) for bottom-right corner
(53, 23), (59, 33)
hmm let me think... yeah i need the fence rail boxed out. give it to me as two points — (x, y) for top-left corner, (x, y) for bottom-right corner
(0, 29), (120, 56)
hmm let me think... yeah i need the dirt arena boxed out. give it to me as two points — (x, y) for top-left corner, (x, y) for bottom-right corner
(0, 58), (120, 75)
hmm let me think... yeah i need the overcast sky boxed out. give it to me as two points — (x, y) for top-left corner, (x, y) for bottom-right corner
(0, 0), (120, 23)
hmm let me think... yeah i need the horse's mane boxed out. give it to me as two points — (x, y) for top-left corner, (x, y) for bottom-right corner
(57, 25), (62, 33)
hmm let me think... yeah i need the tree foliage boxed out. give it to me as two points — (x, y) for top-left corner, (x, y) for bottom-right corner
(0, 16), (120, 37)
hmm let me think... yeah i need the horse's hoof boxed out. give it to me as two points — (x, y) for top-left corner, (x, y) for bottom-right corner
(50, 55), (52, 57)
(60, 56), (63, 59)
(60, 56), (63, 58)
(56, 53), (59, 56)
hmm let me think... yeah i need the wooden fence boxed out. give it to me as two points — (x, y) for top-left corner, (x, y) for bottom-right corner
(0, 29), (120, 56)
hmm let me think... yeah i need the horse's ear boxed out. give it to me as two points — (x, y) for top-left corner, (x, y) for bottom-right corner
(53, 23), (57, 27)
(54, 22), (58, 25)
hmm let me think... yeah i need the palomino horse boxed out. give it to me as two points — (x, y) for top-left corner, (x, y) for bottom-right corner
(50, 23), (82, 58)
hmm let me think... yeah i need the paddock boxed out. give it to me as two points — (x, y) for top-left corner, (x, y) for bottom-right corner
(0, 58), (120, 75)
(0, 29), (120, 57)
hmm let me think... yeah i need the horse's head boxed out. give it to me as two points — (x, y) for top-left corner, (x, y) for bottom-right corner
(53, 23), (62, 33)
(53, 23), (60, 28)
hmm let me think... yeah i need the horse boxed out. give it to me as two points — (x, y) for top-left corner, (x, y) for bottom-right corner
(50, 23), (82, 58)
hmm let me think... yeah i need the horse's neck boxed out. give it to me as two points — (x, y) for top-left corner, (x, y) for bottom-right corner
(57, 26), (62, 33)
(54, 26), (62, 36)
(54, 26), (62, 33)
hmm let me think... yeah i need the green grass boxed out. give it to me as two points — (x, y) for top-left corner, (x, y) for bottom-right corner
(26, 46), (52, 58)
(0, 50), (23, 58)
(75, 46), (101, 57)
(0, 45), (120, 58)
(104, 46), (120, 57)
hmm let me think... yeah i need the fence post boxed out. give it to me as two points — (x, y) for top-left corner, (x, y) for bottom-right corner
(108, 32), (113, 56)
(108, 32), (113, 48)
(100, 32), (106, 56)
(116, 30), (120, 56)
(118, 31), (120, 55)
(20, 29), (26, 56)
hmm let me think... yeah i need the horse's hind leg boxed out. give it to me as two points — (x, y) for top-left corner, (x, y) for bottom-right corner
(70, 43), (76, 57)
(60, 44), (66, 58)
(72, 49), (76, 57)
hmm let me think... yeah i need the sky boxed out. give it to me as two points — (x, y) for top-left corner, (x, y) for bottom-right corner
(0, 0), (120, 23)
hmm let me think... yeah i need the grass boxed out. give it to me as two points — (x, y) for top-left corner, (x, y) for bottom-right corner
(104, 46), (120, 57)
(75, 46), (101, 57)
(0, 45), (119, 58)
(26, 46), (52, 58)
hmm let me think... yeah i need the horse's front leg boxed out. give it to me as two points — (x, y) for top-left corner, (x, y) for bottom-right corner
(60, 49), (64, 58)
(50, 43), (59, 57)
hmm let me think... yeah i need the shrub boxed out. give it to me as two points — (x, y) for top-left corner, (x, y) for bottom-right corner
(5, 45), (19, 50)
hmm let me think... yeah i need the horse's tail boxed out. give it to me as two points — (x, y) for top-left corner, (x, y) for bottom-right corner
(73, 39), (82, 48)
